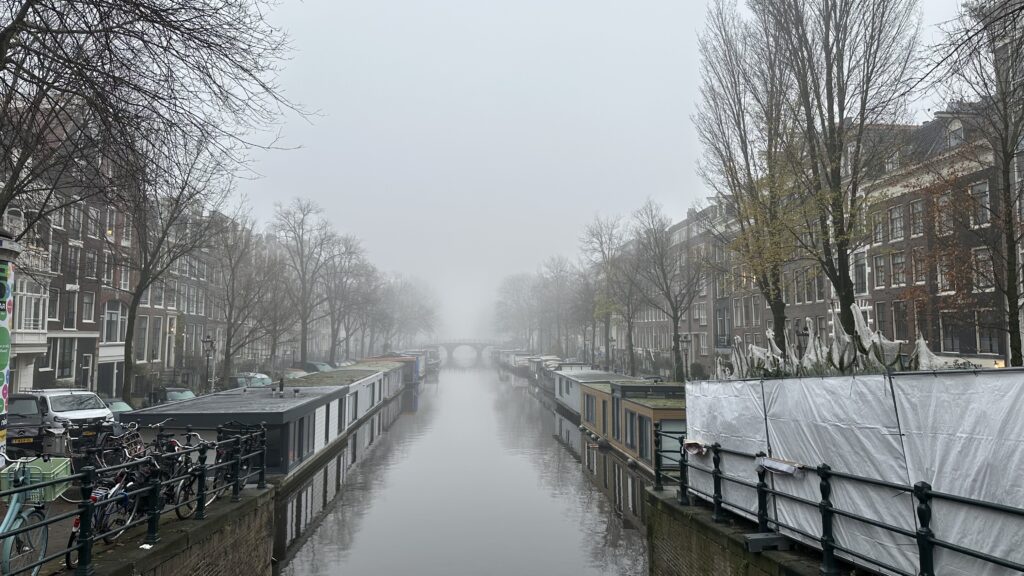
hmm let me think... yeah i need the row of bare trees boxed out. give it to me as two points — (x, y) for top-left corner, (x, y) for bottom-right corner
(696, 0), (1024, 366)
(494, 200), (705, 382)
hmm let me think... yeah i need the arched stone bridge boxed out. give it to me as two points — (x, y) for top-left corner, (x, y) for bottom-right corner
(424, 340), (504, 366)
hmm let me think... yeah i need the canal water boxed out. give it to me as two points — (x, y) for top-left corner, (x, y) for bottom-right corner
(282, 364), (648, 576)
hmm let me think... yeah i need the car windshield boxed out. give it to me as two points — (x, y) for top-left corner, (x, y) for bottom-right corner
(167, 390), (196, 401)
(108, 401), (133, 412)
(49, 394), (106, 412)
(253, 375), (272, 386)
(9, 399), (39, 418)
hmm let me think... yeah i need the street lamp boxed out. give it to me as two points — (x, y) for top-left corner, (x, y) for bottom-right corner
(796, 322), (809, 362)
(202, 334), (215, 394)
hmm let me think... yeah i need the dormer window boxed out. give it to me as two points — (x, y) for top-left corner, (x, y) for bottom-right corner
(948, 119), (964, 147)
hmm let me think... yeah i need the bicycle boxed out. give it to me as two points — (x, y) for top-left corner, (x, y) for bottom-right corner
(0, 455), (69, 576)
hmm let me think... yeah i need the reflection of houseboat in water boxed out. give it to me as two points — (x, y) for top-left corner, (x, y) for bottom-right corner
(583, 440), (650, 529)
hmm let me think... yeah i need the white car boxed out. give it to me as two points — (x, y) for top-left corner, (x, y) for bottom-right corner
(25, 389), (114, 426)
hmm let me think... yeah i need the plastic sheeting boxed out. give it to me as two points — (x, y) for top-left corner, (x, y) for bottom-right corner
(763, 376), (917, 575)
(684, 379), (769, 522)
(892, 371), (1024, 576)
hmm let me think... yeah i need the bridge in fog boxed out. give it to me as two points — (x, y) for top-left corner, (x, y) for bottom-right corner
(424, 339), (504, 366)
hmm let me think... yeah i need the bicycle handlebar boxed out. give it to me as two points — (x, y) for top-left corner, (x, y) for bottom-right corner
(148, 418), (175, 428)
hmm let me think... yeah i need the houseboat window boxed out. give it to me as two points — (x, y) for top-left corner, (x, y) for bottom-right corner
(584, 394), (596, 423)
(612, 397), (621, 440)
(638, 416), (652, 462)
(338, 397), (346, 433)
(601, 400), (608, 435)
(625, 410), (637, 448)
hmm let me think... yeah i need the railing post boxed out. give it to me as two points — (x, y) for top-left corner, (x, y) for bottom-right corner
(677, 438), (690, 506)
(711, 443), (727, 522)
(653, 422), (664, 492)
(74, 466), (97, 576)
(257, 426), (268, 490)
(156, 423), (167, 451)
(145, 471), (162, 544)
(817, 464), (839, 576)
(231, 436), (243, 502)
(195, 442), (209, 520)
(914, 481), (936, 576)
(755, 451), (769, 533)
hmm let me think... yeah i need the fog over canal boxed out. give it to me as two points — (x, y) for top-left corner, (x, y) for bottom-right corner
(282, 360), (647, 576)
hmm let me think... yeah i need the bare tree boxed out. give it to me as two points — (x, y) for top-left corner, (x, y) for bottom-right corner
(272, 199), (335, 364)
(323, 234), (366, 365)
(113, 131), (230, 402)
(260, 245), (296, 372)
(632, 201), (705, 382)
(933, 2), (1024, 365)
(763, 0), (920, 337)
(582, 215), (648, 376)
(696, 0), (801, 353)
(0, 0), (292, 236)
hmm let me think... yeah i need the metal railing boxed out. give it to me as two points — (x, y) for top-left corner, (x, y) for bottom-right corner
(653, 422), (1024, 576)
(0, 423), (268, 576)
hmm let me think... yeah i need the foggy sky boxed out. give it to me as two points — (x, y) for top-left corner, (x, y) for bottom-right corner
(240, 0), (963, 339)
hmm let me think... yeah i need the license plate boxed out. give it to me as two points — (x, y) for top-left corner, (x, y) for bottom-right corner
(11, 438), (34, 444)
(82, 431), (96, 436)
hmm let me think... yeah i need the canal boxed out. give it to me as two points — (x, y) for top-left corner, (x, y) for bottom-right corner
(282, 365), (648, 576)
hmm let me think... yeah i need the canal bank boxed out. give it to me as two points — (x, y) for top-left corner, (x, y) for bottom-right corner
(281, 366), (648, 576)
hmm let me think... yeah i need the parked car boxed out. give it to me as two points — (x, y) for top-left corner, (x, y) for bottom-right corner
(223, 372), (273, 390)
(151, 387), (198, 404)
(103, 399), (135, 422)
(281, 369), (308, 381)
(7, 390), (114, 458)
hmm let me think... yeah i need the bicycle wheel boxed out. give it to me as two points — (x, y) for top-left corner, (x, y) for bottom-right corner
(3, 509), (48, 576)
(174, 477), (197, 519)
(206, 466), (231, 505)
(102, 490), (140, 544)
(65, 530), (80, 570)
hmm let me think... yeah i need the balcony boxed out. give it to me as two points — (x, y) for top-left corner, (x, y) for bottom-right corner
(16, 243), (51, 274)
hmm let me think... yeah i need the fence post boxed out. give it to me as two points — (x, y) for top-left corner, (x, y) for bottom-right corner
(914, 481), (936, 576)
(74, 466), (97, 576)
(677, 438), (690, 506)
(145, 471), (162, 544)
(257, 426), (268, 490)
(231, 436), (243, 502)
(711, 443), (727, 523)
(755, 451), (769, 533)
(195, 442), (209, 520)
(817, 464), (839, 576)
(653, 422), (664, 492)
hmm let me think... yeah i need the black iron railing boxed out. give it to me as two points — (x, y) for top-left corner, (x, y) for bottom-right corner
(653, 422), (1024, 576)
(0, 424), (267, 576)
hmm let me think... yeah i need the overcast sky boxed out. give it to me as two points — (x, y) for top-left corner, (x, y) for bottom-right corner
(240, 0), (964, 339)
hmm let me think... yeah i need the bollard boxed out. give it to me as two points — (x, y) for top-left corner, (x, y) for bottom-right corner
(914, 482), (936, 576)
(755, 451), (769, 533)
(231, 436), (243, 502)
(257, 427), (268, 490)
(817, 464), (839, 576)
(195, 442), (209, 520)
(145, 472), (162, 544)
(653, 422), (664, 492)
(677, 438), (690, 506)
(711, 443), (727, 523)
(75, 466), (97, 576)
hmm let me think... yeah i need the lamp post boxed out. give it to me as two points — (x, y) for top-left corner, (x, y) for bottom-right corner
(796, 322), (809, 370)
(202, 334), (215, 394)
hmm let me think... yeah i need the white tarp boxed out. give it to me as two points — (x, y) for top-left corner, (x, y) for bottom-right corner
(892, 371), (1024, 576)
(684, 379), (769, 521)
(763, 376), (918, 575)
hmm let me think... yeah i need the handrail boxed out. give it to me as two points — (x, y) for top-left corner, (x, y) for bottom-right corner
(651, 429), (1024, 576)
(0, 423), (268, 575)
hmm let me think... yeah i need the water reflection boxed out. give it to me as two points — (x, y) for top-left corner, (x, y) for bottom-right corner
(282, 368), (647, 576)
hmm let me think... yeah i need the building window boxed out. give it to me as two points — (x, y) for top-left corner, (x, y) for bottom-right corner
(63, 293), (77, 330)
(67, 205), (82, 238)
(14, 278), (46, 331)
(82, 292), (95, 323)
(947, 119), (964, 147)
(103, 300), (128, 343)
(891, 252), (906, 286)
(49, 243), (61, 274)
(166, 281), (177, 309)
(88, 207), (101, 238)
(699, 333), (709, 356)
(912, 248), (927, 285)
(973, 248), (994, 291)
(140, 286), (150, 307)
(696, 302), (707, 326)
(733, 299), (743, 327)
(875, 301), (890, 339)
(971, 182), (990, 227)
(638, 416), (652, 462)
(910, 200), (925, 236)
(892, 301), (909, 341)
(66, 246), (80, 283)
(119, 266), (130, 291)
(940, 312), (963, 353)
(854, 253), (867, 294)
(51, 207), (65, 229)
(104, 208), (116, 238)
(889, 206), (904, 241)
(936, 193), (953, 236)
(152, 282), (164, 307)
(874, 255), (887, 288)
(134, 315), (148, 362)
(885, 151), (900, 173)
(977, 310), (1000, 354)
(102, 253), (113, 285)
(122, 215), (132, 246)
(872, 212), (886, 244)
(84, 251), (97, 279)
(56, 338), (74, 379)
(47, 289), (59, 320)
(937, 257), (953, 293)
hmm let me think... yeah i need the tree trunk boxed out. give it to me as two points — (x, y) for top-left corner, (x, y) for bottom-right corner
(1002, 161), (1022, 365)
(835, 248), (857, 341)
(221, 331), (234, 383)
(603, 313), (611, 371)
(328, 320), (339, 365)
(770, 296), (787, 353)
(671, 312), (684, 382)
(268, 335), (279, 374)
(626, 321), (637, 377)
(300, 318), (309, 363)
(590, 320), (597, 365)
(121, 291), (143, 404)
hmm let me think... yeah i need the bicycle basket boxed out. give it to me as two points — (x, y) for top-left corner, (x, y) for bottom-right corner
(0, 458), (72, 502)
